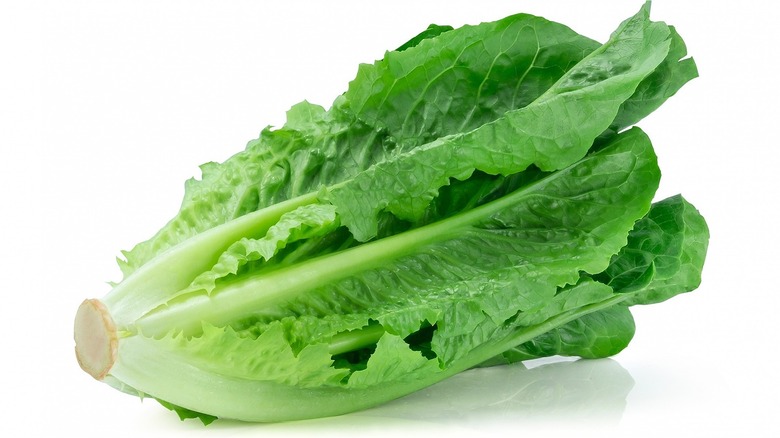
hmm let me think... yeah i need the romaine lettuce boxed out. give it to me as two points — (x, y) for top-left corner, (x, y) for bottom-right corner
(74, 2), (707, 424)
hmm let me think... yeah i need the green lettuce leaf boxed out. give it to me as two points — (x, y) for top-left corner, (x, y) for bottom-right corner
(492, 306), (636, 364)
(602, 194), (709, 305)
(329, 6), (672, 240)
(611, 26), (698, 131)
(492, 194), (709, 363)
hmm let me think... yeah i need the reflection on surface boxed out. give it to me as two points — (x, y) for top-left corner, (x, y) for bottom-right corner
(210, 357), (634, 434)
(356, 357), (634, 424)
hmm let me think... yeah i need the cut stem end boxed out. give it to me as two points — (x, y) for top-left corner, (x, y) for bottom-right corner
(74, 299), (118, 380)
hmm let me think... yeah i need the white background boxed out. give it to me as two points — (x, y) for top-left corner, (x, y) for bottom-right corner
(2, 1), (779, 436)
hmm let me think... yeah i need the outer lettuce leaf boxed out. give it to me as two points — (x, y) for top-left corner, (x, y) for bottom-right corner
(491, 195), (709, 363)
(345, 13), (599, 146)
(159, 323), (348, 388)
(602, 194), (709, 305)
(433, 279), (617, 366)
(611, 27), (698, 131)
(493, 306), (636, 364)
(346, 334), (440, 389)
(329, 6), (672, 241)
(157, 399), (217, 426)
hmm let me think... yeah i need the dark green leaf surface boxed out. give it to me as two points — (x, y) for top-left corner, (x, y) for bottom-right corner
(607, 195), (709, 305)
(493, 195), (709, 363)
(329, 6), (671, 240)
(394, 24), (455, 52)
(497, 306), (636, 363)
(612, 27), (698, 131)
